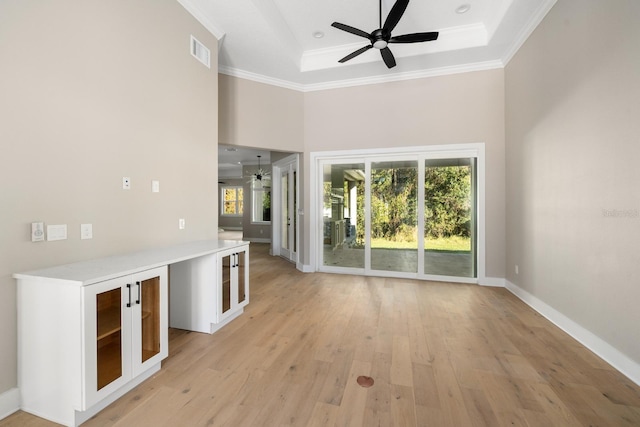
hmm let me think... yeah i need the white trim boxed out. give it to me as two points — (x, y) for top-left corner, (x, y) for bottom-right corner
(501, 0), (557, 65)
(176, 0), (226, 42)
(479, 277), (506, 287)
(244, 237), (270, 243)
(303, 60), (504, 92)
(219, 60), (503, 93)
(310, 143), (486, 283)
(297, 262), (313, 273)
(0, 388), (19, 421)
(219, 66), (305, 92)
(505, 280), (640, 387)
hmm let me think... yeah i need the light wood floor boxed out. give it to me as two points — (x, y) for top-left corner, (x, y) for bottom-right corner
(3, 243), (640, 426)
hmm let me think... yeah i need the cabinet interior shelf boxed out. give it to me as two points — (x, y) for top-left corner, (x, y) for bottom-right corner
(97, 307), (152, 341)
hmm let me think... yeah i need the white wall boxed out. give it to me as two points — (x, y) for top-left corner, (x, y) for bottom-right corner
(0, 0), (218, 398)
(505, 0), (640, 368)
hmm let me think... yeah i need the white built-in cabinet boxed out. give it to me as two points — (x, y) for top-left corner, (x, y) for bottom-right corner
(170, 244), (249, 333)
(15, 240), (249, 427)
(84, 267), (168, 409)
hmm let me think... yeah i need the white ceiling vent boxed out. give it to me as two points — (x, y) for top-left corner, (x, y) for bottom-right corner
(190, 35), (210, 68)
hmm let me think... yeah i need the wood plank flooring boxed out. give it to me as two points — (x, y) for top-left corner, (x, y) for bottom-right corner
(3, 243), (640, 426)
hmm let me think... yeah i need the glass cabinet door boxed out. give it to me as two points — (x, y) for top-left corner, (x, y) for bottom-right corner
(96, 288), (123, 391)
(139, 276), (160, 363)
(131, 267), (168, 377)
(221, 254), (232, 314)
(237, 251), (246, 305)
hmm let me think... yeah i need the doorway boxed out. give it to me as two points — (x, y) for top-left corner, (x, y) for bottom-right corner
(313, 144), (484, 283)
(272, 154), (299, 264)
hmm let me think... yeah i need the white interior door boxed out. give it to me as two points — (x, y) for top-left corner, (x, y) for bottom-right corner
(272, 154), (299, 264)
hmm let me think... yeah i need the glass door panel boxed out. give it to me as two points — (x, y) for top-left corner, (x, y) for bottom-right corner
(370, 161), (418, 273)
(221, 254), (231, 313)
(237, 251), (246, 304)
(424, 158), (476, 277)
(322, 163), (365, 268)
(281, 172), (289, 253)
(140, 277), (160, 363)
(293, 170), (297, 254)
(96, 288), (122, 390)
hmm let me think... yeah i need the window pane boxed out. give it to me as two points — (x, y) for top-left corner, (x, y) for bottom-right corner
(224, 201), (236, 215)
(252, 189), (271, 222)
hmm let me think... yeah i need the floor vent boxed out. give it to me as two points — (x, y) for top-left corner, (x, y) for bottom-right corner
(190, 35), (210, 68)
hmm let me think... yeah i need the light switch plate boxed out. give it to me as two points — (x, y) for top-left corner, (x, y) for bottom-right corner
(47, 224), (67, 241)
(152, 180), (160, 193)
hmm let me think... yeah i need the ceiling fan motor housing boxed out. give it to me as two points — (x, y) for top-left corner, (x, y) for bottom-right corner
(372, 29), (390, 49)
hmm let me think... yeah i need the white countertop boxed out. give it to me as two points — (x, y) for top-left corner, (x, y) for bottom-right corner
(14, 239), (249, 286)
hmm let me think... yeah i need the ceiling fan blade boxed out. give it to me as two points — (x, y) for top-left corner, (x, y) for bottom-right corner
(380, 47), (396, 68)
(339, 45), (373, 63)
(383, 0), (409, 33)
(331, 22), (371, 40)
(389, 31), (439, 43)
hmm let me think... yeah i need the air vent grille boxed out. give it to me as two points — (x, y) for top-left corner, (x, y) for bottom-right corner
(190, 35), (210, 68)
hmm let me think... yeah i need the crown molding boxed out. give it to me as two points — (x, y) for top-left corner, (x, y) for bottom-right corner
(220, 60), (503, 93)
(303, 60), (504, 92)
(176, 0), (226, 43)
(218, 66), (306, 92)
(502, 0), (557, 65)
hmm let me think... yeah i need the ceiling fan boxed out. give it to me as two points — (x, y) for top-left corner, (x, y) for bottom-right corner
(331, 0), (439, 69)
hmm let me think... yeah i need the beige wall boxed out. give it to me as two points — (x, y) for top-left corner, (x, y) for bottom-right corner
(303, 70), (506, 275)
(0, 0), (218, 395)
(505, 0), (640, 364)
(218, 74), (304, 152)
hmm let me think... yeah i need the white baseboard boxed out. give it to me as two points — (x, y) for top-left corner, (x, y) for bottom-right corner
(0, 388), (20, 421)
(297, 263), (313, 273)
(505, 280), (640, 386)
(245, 237), (270, 243)
(479, 276), (506, 287)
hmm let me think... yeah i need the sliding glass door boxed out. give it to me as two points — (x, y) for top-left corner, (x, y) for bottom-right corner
(322, 162), (365, 269)
(370, 160), (418, 273)
(317, 147), (480, 282)
(423, 158), (476, 278)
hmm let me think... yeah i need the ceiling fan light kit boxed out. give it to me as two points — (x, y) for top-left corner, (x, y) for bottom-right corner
(331, 0), (439, 69)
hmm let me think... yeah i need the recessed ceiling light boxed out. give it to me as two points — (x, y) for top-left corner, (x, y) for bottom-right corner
(456, 4), (471, 14)
(313, 31), (324, 39)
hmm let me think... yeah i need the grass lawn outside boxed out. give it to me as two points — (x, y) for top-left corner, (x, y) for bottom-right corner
(370, 236), (471, 252)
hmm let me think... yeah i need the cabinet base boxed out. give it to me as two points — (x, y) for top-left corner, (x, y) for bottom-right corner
(210, 309), (244, 334)
(22, 363), (160, 427)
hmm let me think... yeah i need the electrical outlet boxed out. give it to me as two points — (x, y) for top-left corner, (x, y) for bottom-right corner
(152, 180), (160, 193)
(81, 224), (93, 240)
(179, 218), (185, 230)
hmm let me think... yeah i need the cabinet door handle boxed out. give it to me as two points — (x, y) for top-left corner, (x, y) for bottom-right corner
(126, 284), (132, 308)
(136, 281), (141, 305)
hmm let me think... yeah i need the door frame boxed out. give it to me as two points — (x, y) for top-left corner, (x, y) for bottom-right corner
(309, 143), (486, 284)
(272, 154), (300, 265)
